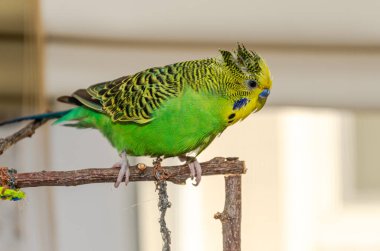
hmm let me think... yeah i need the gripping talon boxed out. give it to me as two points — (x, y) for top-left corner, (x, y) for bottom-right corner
(193, 160), (202, 186)
(114, 165), (126, 188)
(188, 162), (196, 179)
(180, 156), (202, 186)
(114, 151), (130, 188)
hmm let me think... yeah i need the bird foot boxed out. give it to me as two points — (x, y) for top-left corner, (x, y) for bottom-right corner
(179, 156), (202, 186)
(188, 159), (202, 186)
(114, 151), (130, 188)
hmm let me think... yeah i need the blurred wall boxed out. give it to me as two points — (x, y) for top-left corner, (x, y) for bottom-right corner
(0, 0), (25, 119)
(0, 1), (53, 251)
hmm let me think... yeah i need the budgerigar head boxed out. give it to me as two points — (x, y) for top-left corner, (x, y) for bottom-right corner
(219, 43), (272, 121)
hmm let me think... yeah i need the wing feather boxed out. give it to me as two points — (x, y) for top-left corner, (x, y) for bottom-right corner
(57, 58), (217, 124)
(87, 65), (182, 123)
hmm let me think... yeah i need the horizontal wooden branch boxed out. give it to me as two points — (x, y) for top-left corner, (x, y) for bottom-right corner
(10, 157), (246, 188)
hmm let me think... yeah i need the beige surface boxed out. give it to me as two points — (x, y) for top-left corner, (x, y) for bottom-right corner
(356, 112), (380, 192)
(41, 0), (380, 46)
(0, 0), (24, 34)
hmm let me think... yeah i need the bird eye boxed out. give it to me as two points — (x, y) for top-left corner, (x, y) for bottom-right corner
(246, 79), (258, 89)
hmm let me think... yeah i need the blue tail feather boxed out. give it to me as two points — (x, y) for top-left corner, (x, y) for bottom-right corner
(0, 110), (72, 126)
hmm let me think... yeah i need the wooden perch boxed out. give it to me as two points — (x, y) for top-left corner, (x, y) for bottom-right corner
(0, 157), (246, 188)
(0, 119), (245, 251)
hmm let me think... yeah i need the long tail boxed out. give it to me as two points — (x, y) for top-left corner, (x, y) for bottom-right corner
(0, 110), (72, 126)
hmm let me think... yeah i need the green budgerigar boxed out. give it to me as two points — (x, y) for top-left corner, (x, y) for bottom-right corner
(0, 44), (272, 187)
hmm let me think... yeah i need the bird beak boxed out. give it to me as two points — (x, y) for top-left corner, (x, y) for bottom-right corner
(254, 97), (267, 113)
(255, 89), (270, 113)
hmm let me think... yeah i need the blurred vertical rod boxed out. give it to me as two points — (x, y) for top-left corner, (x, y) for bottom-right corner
(215, 175), (242, 251)
(22, 1), (58, 251)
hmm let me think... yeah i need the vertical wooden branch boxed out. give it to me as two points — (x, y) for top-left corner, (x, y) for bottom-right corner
(214, 175), (242, 251)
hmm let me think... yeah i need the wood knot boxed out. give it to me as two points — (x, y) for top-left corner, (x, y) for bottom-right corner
(137, 163), (147, 173)
(214, 212), (229, 222)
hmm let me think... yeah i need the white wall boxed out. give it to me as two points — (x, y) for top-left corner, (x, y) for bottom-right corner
(41, 0), (380, 46)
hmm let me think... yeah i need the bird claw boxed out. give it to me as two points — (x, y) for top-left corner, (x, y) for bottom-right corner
(114, 151), (130, 188)
(188, 162), (196, 179)
(187, 159), (202, 186)
(178, 155), (202, 186)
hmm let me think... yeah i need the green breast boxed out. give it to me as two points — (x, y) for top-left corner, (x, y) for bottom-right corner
(79, 87), (230, 157)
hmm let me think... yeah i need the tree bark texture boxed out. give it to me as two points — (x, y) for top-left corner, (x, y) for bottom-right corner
(215, 175), (242, 251)
(1, 157), (246, 188)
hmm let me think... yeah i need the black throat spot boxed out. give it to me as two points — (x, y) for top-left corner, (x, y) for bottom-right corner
(227, 113), (236, 124)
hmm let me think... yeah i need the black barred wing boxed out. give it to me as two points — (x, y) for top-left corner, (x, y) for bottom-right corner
(85, 66), (184, 124)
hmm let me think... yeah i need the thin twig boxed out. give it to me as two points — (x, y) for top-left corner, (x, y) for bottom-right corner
(0, 157), (246, 188)
(0, 119), (48, 155)
(214, 175), (242, 251)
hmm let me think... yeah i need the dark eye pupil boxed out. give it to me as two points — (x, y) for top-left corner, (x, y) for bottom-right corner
(248, 80), (257, 88)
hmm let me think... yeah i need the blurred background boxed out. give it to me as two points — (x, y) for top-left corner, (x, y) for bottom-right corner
(1, 0), (380, 250)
